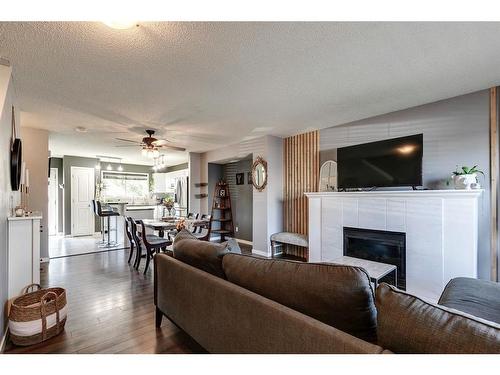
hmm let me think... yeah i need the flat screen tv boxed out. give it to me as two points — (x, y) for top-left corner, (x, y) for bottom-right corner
(337, 134), (423, 189)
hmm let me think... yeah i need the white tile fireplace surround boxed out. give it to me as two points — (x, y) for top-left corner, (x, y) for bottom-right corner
(305, 190), (483, 301)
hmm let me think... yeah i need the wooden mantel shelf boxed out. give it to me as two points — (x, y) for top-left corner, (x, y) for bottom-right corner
(305, 189), (483, 199)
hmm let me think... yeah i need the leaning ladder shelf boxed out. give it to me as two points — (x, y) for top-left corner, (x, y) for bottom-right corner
(208, 181), (235, 242)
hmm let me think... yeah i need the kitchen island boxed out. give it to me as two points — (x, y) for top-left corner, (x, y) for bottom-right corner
(106, 202), (159, 246)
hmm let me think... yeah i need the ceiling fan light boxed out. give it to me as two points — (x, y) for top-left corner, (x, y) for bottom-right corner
(153, 149), (160, 158)
(103, 21), (138, 30)
(142, 148), (148, 157)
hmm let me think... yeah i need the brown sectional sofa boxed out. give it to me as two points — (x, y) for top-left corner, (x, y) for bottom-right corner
(154, 230), (500, 354)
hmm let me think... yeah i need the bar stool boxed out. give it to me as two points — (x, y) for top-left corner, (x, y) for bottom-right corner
(96, 201), (120, 248)
(92, 200), (107, 245)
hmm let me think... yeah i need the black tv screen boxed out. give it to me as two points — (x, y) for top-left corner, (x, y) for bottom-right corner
(337, 134), (423, 189)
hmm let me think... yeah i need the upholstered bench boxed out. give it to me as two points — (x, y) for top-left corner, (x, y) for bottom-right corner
(438, 277), (500, 324)
(270, 232), (308, 258)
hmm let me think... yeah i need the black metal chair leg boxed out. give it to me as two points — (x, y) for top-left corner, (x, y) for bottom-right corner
(144, 247), (152, 274)
(127, 242), (134, 264)
(135, 244), (142, 269)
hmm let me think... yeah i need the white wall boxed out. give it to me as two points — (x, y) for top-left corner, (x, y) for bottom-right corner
(264, 135), (283, 254)
(188, 152), (201, 214)
(320, 90), (493, 280)
(0, 65), (20, 340)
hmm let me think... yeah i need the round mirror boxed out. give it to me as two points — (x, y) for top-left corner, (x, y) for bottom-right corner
(252, 156), (268, 192)
(319, 160), (337, 192)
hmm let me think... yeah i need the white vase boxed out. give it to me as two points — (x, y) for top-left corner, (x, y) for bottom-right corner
(453, 174), (477, 190)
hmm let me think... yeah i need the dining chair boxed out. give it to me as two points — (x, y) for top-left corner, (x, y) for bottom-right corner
(137, 220), (172, 274)
(129, 218), (143, 269)
(124, 217), (135, 264)
(193, 214), (211, 240)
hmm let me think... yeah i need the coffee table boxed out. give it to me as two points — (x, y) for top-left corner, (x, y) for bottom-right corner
(331, 256), (397, 289)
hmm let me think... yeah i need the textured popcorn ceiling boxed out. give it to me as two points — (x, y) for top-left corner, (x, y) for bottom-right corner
(1, 22), (500, 165)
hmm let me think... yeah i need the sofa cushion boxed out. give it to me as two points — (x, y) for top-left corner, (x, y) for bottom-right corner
(173, 228), (198, 242)
(173, 229), (229, 278)
(376, 283), (500, 353)
(224, 238), (242, 254)
(222, 253), (377, 343)
(438, 277), (500, 324)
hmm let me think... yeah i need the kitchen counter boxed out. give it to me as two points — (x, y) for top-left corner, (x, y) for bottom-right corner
(106, 202), (159, 244)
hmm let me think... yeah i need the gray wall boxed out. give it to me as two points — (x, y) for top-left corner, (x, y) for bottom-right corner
(63, 155), (99, 235)
(63, 157), (154, 235)
(167, 162), (188, 173)
(223, 159), (253, 241)
(208, 163), (223, 216)
(50, 157), (64, 233)
(320, 89), (492, 279)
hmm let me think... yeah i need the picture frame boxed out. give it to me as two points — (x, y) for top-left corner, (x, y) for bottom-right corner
(236, 173), (244, 185)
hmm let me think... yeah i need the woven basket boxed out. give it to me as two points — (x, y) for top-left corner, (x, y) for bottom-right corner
(8, 283), (67, 346)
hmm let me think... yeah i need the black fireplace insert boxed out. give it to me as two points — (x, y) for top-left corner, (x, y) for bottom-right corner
(343, 227), (406, 290)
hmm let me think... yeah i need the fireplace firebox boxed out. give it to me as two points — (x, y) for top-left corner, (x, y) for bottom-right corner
(343, 227), (406, 290)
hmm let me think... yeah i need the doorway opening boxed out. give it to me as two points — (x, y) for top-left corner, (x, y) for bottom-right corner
(207, 154), (253, 245)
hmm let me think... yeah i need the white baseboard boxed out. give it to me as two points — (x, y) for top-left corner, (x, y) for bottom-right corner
(252, 249), (271, 257)
(40, 257), (50, 264)
(0, 328), (8, 353)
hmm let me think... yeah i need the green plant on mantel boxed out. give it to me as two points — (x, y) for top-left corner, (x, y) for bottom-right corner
(452, 165), (485, 177)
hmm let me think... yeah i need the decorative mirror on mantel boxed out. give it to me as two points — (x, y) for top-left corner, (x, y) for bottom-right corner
(252, 156), (268, 192)
(319, 160), (337, 192)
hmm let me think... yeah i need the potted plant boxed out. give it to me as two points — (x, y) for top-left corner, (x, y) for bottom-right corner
(452, 165), (484, 190)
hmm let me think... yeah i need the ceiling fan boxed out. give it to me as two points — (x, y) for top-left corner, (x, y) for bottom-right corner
(114, 129), (186, 158)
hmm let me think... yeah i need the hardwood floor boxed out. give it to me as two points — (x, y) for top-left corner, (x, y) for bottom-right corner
(5, 248), (206, 354)
(49, 234), (126, 258)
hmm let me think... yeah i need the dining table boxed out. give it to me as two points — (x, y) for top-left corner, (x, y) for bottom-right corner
(136, 218), (210, 238)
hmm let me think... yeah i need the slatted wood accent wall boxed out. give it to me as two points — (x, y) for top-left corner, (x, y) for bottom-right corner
(283, 130), (320, 259)
(490, 87), (499, 282)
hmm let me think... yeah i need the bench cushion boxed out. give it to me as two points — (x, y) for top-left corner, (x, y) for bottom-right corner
(270, 232), (308, 247)
(376, 283), (500, 353)
(222, 253), (377, 343)
(438, 277), (500, 324)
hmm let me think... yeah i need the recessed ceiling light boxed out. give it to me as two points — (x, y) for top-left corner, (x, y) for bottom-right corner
(103, 21), (139, 30)
(75, 126), (88, 133)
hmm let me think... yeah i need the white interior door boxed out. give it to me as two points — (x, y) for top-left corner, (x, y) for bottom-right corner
(48, 168), (58, 235)
(71, 167), (95, 236)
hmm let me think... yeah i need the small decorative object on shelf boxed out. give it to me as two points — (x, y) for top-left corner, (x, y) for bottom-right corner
(452, 165), (484, 190)
(14, 206), (25, 217)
